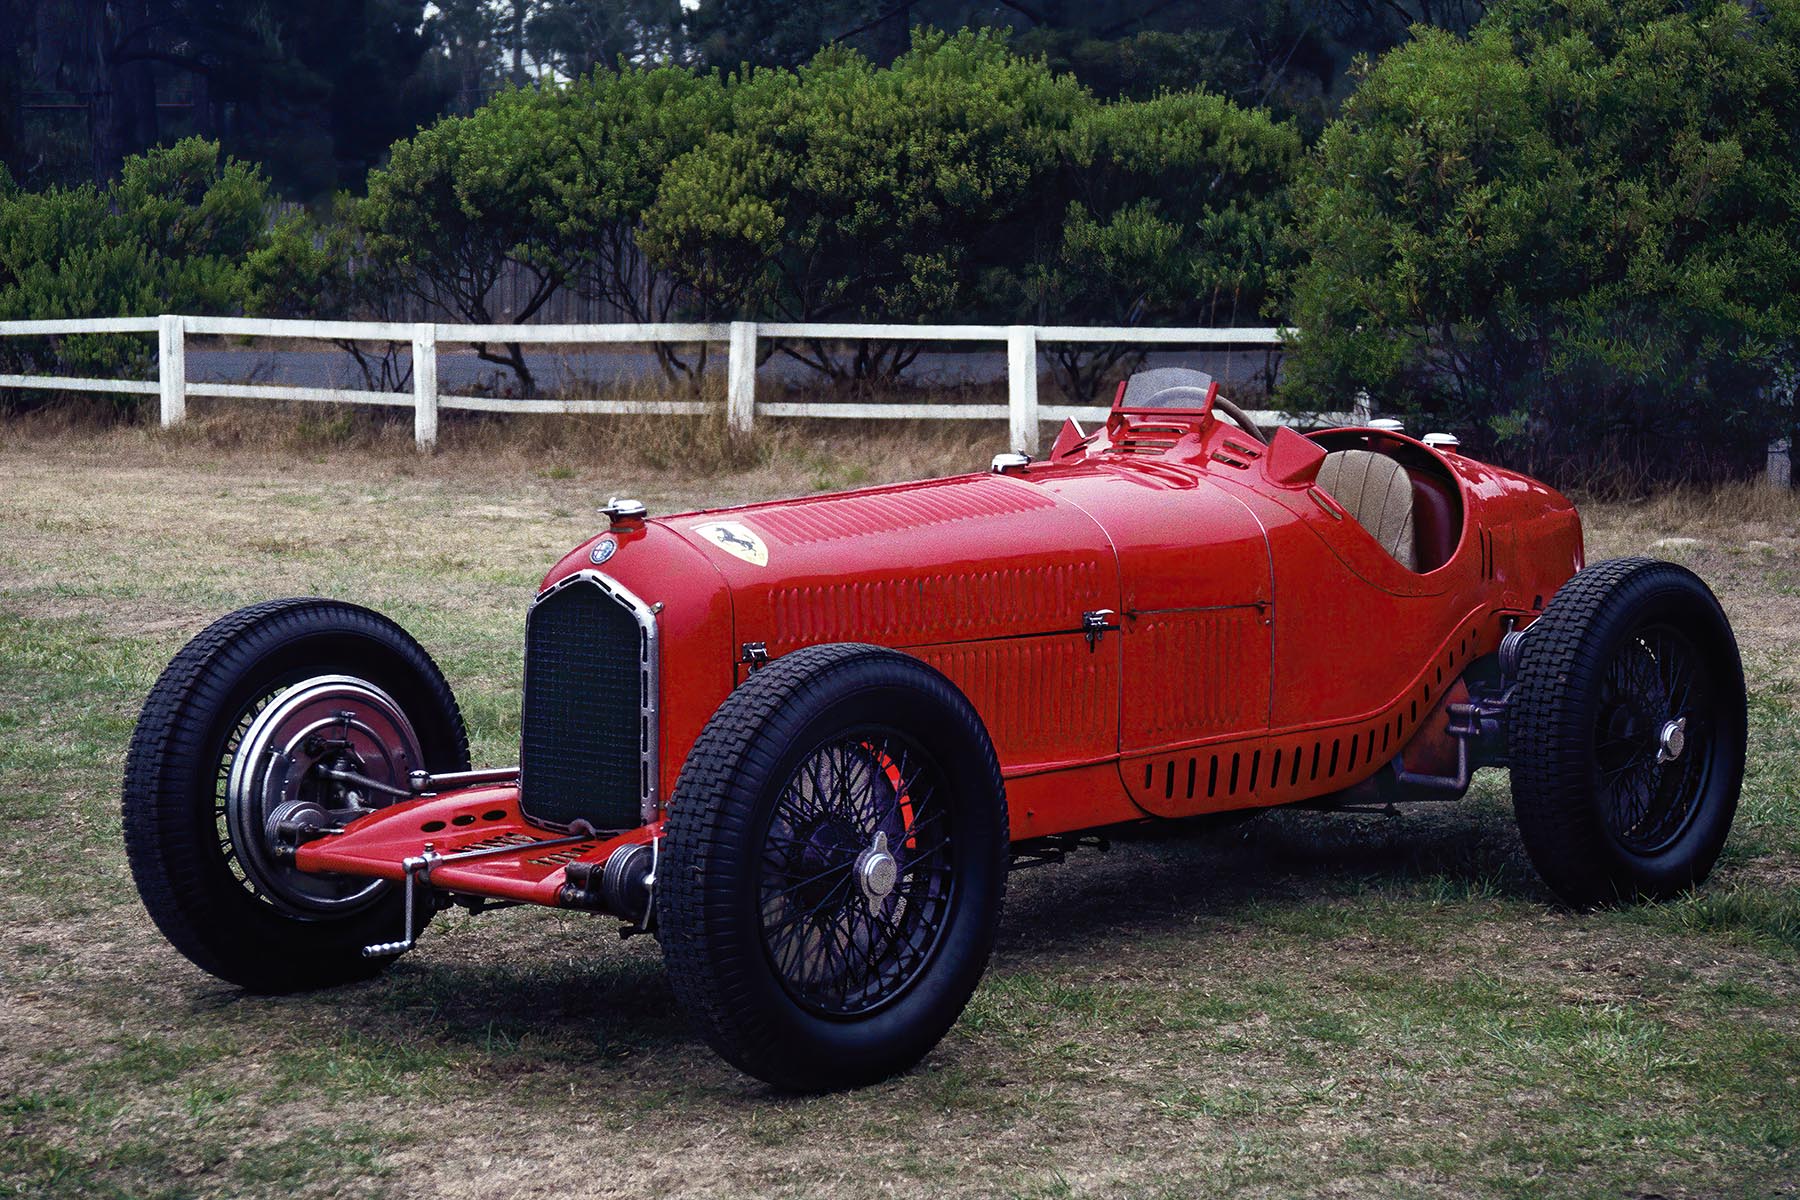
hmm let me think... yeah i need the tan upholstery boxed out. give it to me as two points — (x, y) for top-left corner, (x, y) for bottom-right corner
(1317, 450), (1418, 570)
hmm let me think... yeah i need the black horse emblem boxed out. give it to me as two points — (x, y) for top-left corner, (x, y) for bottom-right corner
(715, 527), (757, 552)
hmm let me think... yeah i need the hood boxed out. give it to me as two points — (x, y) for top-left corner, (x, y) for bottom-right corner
(657, 473), (1120, 657)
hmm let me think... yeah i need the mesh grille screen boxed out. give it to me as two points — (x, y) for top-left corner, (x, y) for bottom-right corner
(519, 580), (646, 829)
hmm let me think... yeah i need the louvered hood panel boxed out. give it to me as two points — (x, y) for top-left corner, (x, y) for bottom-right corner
(663, 473), (1119, 655)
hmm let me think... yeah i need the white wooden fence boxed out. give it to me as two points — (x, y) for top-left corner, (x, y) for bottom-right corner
(0, 315), (1312, 454)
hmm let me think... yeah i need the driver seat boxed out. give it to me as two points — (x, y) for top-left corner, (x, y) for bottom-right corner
(1317, 450), (1417, 571)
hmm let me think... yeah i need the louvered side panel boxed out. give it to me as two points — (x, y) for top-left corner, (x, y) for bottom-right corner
(767, 561), (1104, 652)
(1122, 608), (1265, 748)
(915, 634), (1115, 768)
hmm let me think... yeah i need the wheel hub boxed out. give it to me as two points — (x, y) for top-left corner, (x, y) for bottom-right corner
(1656, 716), (1688, 764)
(856, 831), (898, 903)
(226, 675), (423, 917)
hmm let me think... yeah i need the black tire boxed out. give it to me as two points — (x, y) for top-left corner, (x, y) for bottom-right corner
(123, 598), (469, 993)
(1509, 558), (1746, 906)
(660, 644), (1008, 1090)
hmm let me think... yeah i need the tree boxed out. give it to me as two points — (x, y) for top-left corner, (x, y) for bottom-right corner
(360, 88), (584, 394)
(526, 0), (687, 76)
(677, 0), (1450, 130)
(9, 1), (448, 193)
(684, 0), (880, 70)
(423, 0), (513, 113)
(164, 0), (450, 195)
(1027, 89), (1301, 397)
(0, 137), (274, 410)
(1284, 0), (1800, 484)
(641, 28), (1088, 382)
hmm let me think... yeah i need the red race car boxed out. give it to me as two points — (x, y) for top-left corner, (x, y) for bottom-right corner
(122, 369), (1747, 1090)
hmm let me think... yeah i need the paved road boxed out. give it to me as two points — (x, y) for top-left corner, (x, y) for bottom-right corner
(185, 344), (1285, 399)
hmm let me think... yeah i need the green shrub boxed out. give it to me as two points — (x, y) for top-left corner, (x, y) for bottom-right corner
(245, 195), (422, 393)
(1030, 89), (1301, 398)
(362, 66), (727, 392)
(1284, 0), (1800, 485)
(0, 138), (274, 414)
(348, 29), (1299, 396)
(641, 29), (1090, 382)
(539, 64), (729, 381)
(638, 28), (1297, 394)
(360, 89), (575, 395)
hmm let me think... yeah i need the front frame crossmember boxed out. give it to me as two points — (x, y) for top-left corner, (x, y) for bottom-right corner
(284, 781), (659, 954)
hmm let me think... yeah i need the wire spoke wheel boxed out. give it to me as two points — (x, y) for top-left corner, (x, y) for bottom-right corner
(660, 643), (1007, 1090)
(1592, 625), (1713, 855)
(757, 729), (955, 1017)
(1510, 557), (1746, 906)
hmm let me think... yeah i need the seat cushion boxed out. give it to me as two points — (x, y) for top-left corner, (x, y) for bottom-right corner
(1317, 450), (1418, 570)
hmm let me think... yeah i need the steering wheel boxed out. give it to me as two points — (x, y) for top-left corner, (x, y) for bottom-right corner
(1211, 394), (1268, 444)
(1143, 385), (1269, 444)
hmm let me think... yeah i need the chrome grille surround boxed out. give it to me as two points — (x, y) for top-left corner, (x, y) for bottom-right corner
(519, 570), (660, 830)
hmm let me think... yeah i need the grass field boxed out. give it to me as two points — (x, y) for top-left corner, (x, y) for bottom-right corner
(2, 416), (1797, 1199)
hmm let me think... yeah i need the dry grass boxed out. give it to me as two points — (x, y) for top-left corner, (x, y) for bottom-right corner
(1, 420), (1797, 1200)
(2, 381), (1008, 489)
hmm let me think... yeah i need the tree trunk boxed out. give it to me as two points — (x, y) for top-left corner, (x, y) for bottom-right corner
(115, 0), (157, 157)
(872, 4), (911, 64)
(81, 0), (157, 182)
(510, 0), (527, 86)
(83, 0), (123, 182)
(473, 341), (537, 396)
(0, 0), (23, 172)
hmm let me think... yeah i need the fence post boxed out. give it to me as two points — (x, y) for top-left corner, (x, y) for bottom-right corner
(157, 314), (185, 428)
(1768, 438), (1792, 489)
(727, 320), (757, 437)
(1006, 326), (1040, 454)
(412, 323), (438, 451)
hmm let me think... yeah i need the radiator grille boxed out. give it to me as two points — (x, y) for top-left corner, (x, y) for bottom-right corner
(519, 575), (652, 830)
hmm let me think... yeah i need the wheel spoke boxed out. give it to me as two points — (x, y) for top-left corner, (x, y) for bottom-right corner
(758, 727), (956, 1017)
(1591, 625), (1714, 854)
(764, 857), (855, 904)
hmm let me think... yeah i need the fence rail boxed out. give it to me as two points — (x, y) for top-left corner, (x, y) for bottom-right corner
(0, 315), (1322, 454)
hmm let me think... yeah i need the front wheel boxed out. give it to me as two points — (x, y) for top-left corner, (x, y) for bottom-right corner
(1508, 558), (1746, 906)
(659, 644), (1009, 1090)
(122, 598), (469, 992)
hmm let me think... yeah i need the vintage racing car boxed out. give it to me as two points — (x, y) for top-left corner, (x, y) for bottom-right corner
(122, 369), (1747, 1089)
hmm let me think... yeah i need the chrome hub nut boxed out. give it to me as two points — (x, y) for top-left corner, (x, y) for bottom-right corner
(856, 831), (899, 903)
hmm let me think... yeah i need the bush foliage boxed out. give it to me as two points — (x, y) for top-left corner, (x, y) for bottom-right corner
(0, 139), (276, 409)
(356, 28), (1295, 393)
(1284, 0), (1800, 483)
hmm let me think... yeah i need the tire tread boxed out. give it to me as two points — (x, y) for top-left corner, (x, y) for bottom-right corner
(122, 598), (467, 991)
(1509, 557), (1744, 905)
(659, 643), (1006, 1089)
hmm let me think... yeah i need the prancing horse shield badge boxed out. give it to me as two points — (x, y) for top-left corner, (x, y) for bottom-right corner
(693, 521), (768, 567)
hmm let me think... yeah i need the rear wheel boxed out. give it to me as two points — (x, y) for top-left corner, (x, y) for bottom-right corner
(123, 599), (469, 992)
(1509, 558), (1746, 905)
(660, 644), (1008, 1090)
